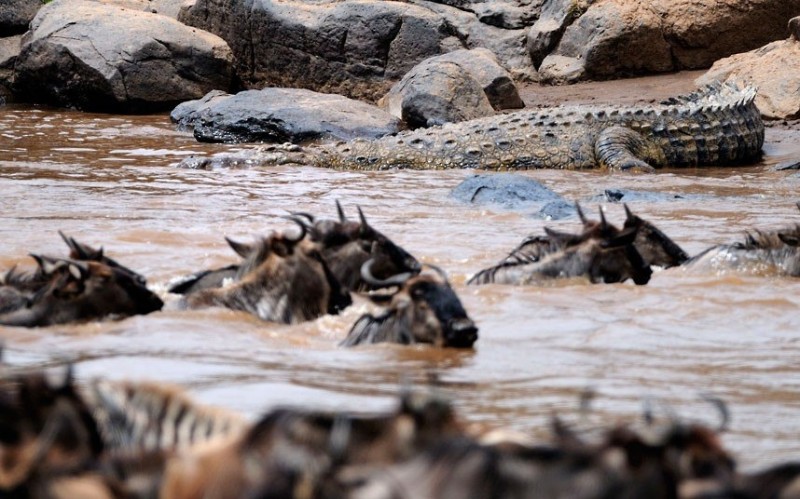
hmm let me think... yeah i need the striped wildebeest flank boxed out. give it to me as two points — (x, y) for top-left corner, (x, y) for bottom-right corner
(0, 254), (163, 328)
(341, 261), (478, 348)
(159, 389), (464, 499)
(681, 202), (800, 277)
(468, 205), (653, 286)
(79, 378), (248, 454)
(180, 217), (352, 323)
(0, 363), (105, 496)
(168, 201), (421, 296)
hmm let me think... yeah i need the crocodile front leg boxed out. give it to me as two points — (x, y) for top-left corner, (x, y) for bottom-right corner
(595, 126), (666, 172)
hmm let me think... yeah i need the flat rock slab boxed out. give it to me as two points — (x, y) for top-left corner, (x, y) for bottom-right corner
(174, 88), (402, 144)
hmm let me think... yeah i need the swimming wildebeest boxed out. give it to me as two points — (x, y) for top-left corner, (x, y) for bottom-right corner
(0, 255), (163, 327)
(468, 205), (653, 286)
(159, 390), (464, 499)
(180, 217), (352, 323)
(341, 260), (478, 348)
(682, 203), (800, 277)
(169, 202), (420, 295)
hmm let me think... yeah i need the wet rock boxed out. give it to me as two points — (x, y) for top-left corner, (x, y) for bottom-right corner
(597, 189), (686, 203)
(450, 173), (564, 210)
(0, 35), (21, 101)
(533, 199), (577, 220)
(774, 159), (800, 171)
(176, 88), (401, 144)
(697, 25), (800, 120)
(0, 0), (41, 36)
(13, 0), (233, 112)
(537, 0), (800, 84)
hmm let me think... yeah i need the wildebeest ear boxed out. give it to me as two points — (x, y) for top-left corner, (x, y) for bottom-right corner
(225, 237), (254, 258)
(623, 204), (641, 226)
(779, 232), (800, 246)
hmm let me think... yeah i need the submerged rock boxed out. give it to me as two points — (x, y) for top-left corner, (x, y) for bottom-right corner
(450, 173), (565, 210)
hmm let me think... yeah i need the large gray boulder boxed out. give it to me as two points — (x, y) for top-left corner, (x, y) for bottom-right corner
(697, 20), (800, 120)
(534, 0), (800, 84)
(0, 0), (40, 36)
(179, 0), (538, 101)
(13, 0), (233, 112)
(173, 88), (402, 144)
(0, 34), (20, 101)
(379, 48), (523, 128)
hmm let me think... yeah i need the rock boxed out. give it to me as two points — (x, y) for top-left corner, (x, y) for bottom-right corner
(98, 0), (186, 18)
(176, 88), (401, 144)
(13, 0), (233, 112)
(170, 89), (230, 129)
(598, 189), (686, 203)
(379, 48), (523, 128)
(534, 199), (577, 220)
(697, 35), (800, 120)
(380, 61), (495, 128)
(537, 0), (800, 84)
(0, 35), (21, 101)
(180, 0), (456, 102)
(450, 173), (564, 210)
(0, 0), (41, 36)
(419, 0), (542, 30)
(526, 0), (589, 69)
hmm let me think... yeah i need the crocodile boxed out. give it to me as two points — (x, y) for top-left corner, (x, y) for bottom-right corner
(179, 81), (764, 172)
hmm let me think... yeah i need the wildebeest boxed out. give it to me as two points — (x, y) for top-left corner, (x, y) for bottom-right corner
(169, 202), (420, 295)
(180, 218), (352, 323)
(0, 255), (163, 327)
(682, 204), (800, 277)
(341, 261), (478, 348)
(159, 389), (464, 499)
(468, 206), (653, 286)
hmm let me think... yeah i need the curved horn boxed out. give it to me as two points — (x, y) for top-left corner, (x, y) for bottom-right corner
(700, 393), (730, 433)
(575, 202), (589, 226)
(360, 259), (413, 288)
(422, 263), (448, 282)
(289, 211), (315, 224)
(336, 200), (347, 223)
(281, 215), (308, 244)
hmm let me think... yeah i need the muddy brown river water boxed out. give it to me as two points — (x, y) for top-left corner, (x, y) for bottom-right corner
(1, 74), (800, 470)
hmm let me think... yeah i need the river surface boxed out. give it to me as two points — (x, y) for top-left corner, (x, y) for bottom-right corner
(1, 75), (800, 471)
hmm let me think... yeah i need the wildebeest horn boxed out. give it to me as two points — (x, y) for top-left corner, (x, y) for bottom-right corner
(700, 393), (730, 433)
(575, 202), (589, 226)
(360, 259), (413, 288)
(289, 211), (315, 224)
(59, 231), (103, 260)
(423, 263), (448, 282)
(623, 203), (636, 223)
(281, 215), (308, 244)
(599, 206), (609, 229)
(336, 200), (347, 223)
(357, 206), (371, 234)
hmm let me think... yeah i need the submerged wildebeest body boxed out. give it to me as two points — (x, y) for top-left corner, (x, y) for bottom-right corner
(181, 219), (352, 323)
(682, 219), (800, 277)
(0, 256), (163, 328)
(468, 205), (658, 286)
(169, 203), (420, 297)
(341, 261), (478, 348)
(159, 390), (463, 499)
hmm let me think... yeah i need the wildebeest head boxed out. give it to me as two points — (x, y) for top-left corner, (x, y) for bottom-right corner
(0, 364), (104, 491)
(341, 261), (478, 348)
(0, 255), (163, 327)
(59, 231), (148, 286)
(183, 218), (352, 322)
(621, 205), (689, 268)
(300, 202), (421, 291)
